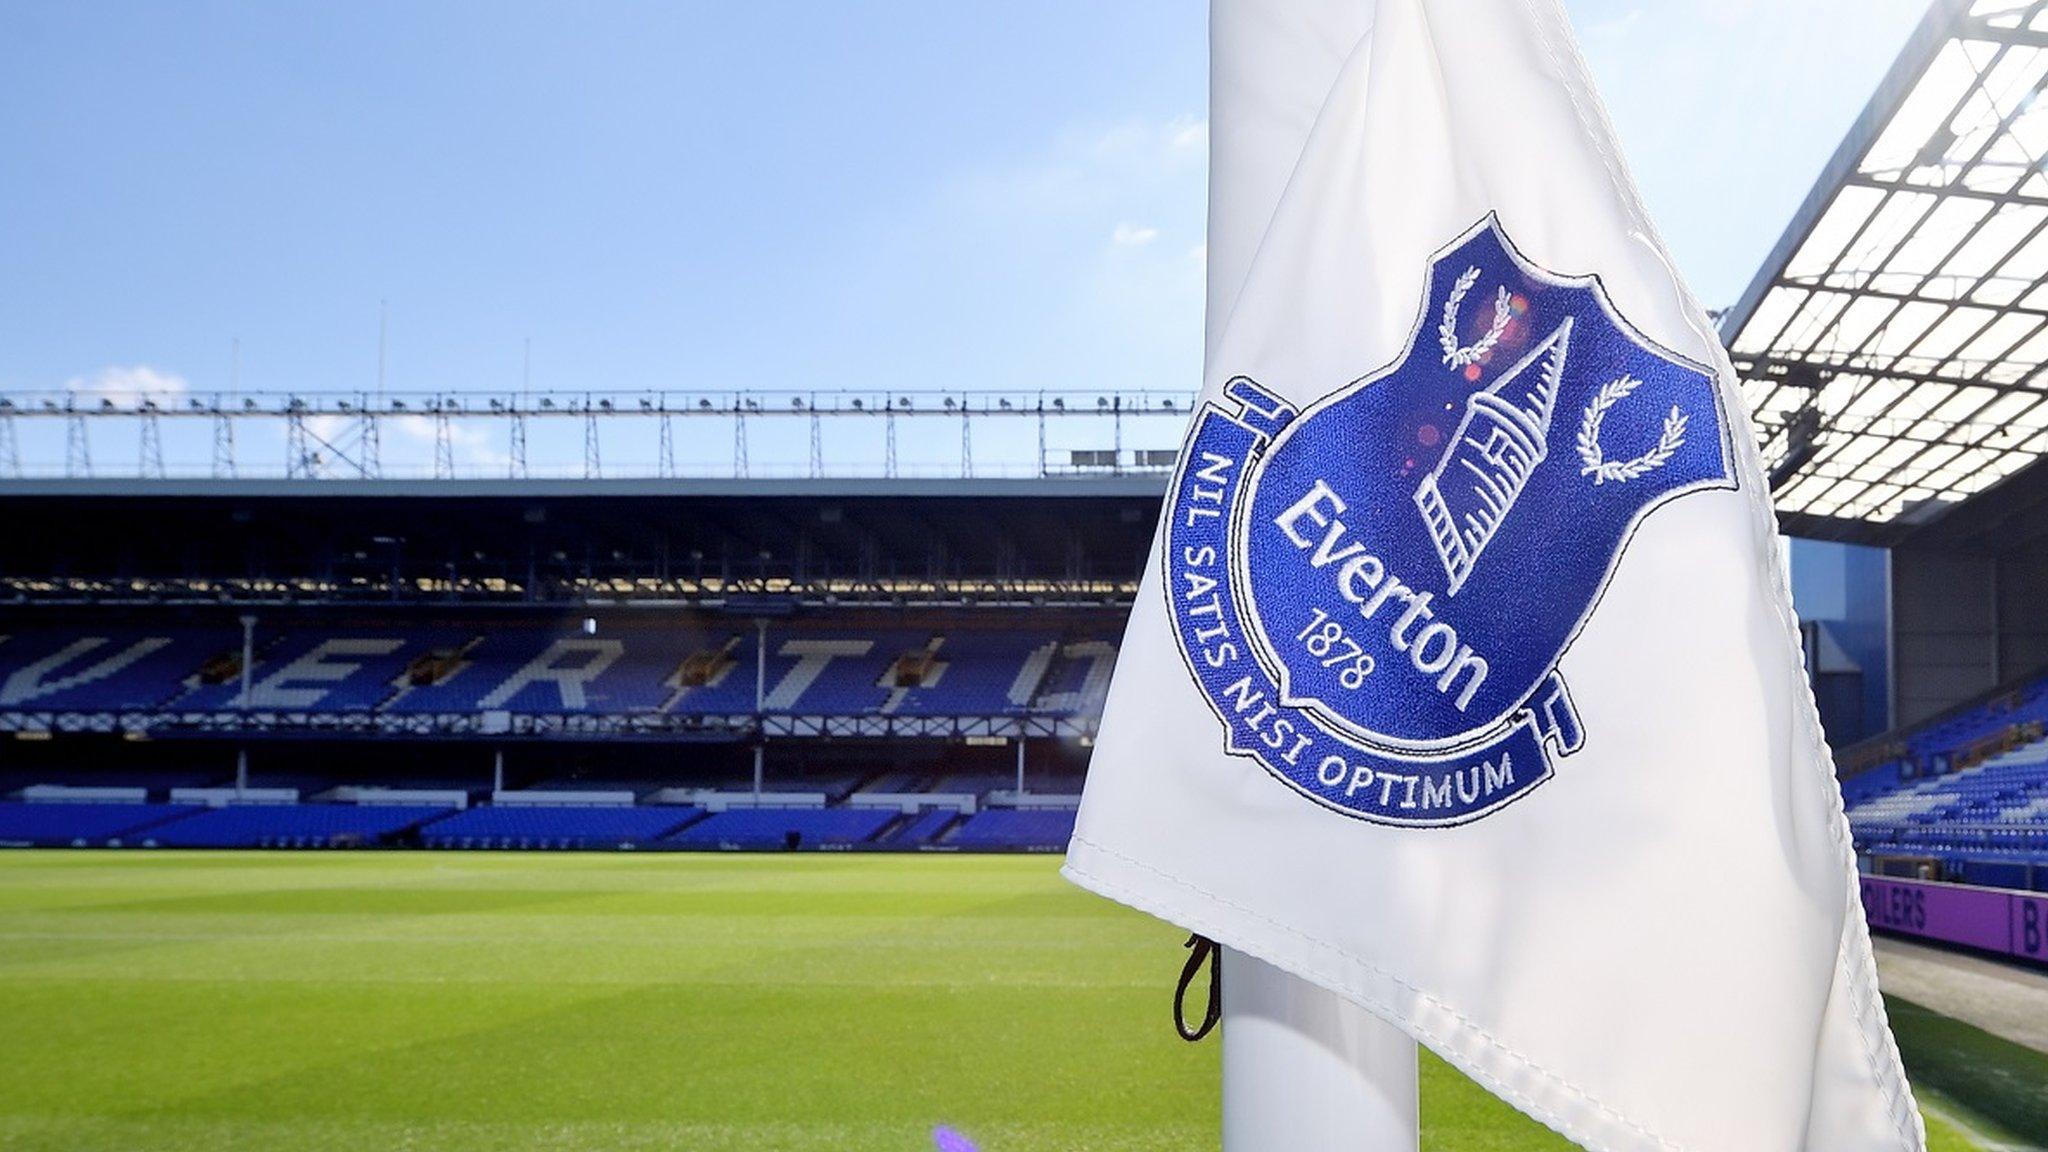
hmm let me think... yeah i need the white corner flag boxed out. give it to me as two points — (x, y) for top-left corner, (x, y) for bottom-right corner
(1062, 1), (1926, 1150)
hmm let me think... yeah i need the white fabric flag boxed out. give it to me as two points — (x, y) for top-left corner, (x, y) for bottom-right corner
(1063, 2), (1924, 1150)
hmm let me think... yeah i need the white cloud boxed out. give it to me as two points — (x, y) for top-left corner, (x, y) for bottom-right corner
(1168, 115), (1209, 154)
(1113, 222), (1161, 247)
(63, 364), (188, 406)
(305, 413), (353, 441)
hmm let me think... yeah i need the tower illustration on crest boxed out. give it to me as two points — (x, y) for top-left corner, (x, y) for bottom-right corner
(1413, 317), (1573, 595)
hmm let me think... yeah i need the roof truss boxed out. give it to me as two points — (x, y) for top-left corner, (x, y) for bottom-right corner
(1724, 0), (2048, 528)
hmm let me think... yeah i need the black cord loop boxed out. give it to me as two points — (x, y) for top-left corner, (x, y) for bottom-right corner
(1174, 933), (1222, 1042)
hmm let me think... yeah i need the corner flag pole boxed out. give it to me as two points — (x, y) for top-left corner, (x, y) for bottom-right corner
(1221, 948), (1419, 1150)
(1205, 3), (1418, 1147)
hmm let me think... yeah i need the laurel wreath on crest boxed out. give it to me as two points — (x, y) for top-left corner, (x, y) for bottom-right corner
(1438, 266), (1513, 368)
(1576, 375), (1687, 485)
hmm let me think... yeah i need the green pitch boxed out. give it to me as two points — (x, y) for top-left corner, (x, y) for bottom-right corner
(0, 851), (1997, 1151)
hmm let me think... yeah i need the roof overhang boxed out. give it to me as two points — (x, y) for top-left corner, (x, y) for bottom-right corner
(0, 475), (1172, 501)
(1725, 0), (2048, 536)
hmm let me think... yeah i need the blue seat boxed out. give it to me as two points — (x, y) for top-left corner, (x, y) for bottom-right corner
(0, 802), (200, 846)
(947, 809), (1077, 851)
(663, 807), (894, 849)
(146, 804), (451, 848)
(415, 805), (698, 849)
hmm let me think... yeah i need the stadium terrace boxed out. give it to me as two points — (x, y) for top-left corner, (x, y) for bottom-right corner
(0, 481), (1163, 855)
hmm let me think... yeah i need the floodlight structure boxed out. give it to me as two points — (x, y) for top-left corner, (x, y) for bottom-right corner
(0, 387), (1194, 482)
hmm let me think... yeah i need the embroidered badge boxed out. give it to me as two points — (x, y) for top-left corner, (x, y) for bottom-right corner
(1165, 215), (1735, 826)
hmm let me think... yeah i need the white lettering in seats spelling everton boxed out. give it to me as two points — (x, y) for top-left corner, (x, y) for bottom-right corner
(1166, 214), (1735, 827)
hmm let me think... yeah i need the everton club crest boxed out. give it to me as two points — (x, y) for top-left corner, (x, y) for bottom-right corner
(1166, 214), (1735, 827)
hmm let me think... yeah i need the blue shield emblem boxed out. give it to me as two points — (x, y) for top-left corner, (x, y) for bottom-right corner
(1166, 215), (1735, 826)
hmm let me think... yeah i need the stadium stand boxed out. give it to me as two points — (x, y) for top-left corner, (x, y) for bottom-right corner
(931, 772), (1023, 795)
(663, 807), (898, 850)
(2, 769), (223, 797)
(856, 770), (930, 795)
(0, 629), (233, 712)
(947, 809), (1077, 852)
(0, 487), (1118, 855)
(0, 614), (1106, 853)
(1841, 673), (2048, 892)
(142, 804), (453, 849)
(417, 805), (702, 850)
(0, 802), (201, 847)
(0, 624), (1116, 724)
(889, 808), (960, 845)
(652, 772), (868, 803)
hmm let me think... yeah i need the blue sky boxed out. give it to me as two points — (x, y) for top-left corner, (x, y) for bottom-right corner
(0, 0), (1931, 475)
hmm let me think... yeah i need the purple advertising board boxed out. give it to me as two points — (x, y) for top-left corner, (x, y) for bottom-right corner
(1859, 875), (2048, 966)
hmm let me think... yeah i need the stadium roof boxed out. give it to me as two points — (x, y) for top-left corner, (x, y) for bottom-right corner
(0, 478), (1167, 609)
(1724, 0), (2048, 541)
(0, 475), (1167, 500)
